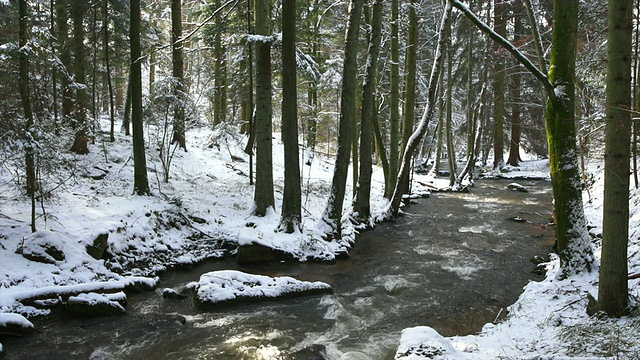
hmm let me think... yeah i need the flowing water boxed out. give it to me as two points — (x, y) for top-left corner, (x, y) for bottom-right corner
(1, 179), (556, 359)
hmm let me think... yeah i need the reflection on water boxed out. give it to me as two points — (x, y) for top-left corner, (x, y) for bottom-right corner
(2, 180), (555, 360)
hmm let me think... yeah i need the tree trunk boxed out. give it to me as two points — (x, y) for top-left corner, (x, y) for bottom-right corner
(491, 0), (506, 169)
(104, 0), (115, 142)
(70, 0), (89, 154)
(507, 5), (523, 166)
(445, 21), (456, 187)
(545, 0), (593, 277)
(355, 0), (382, 221)
(279, 0), (302, 233)
(386, 0), (400, 199)
(599, 0), (632, 317)
(387, 2), (453, 217)
(400, 0), (418, 194)
(171, 0), (186, 150)
(56, 0), (73, 120)
(130, 0), (150, 195)
(122, 73), (132, 135)
(252, 0), (275, 216)
(321, 0), (363, 238)
(19, 0), (37, 232)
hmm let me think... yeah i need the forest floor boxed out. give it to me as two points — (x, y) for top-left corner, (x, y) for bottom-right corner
(0, 119), (638, 358)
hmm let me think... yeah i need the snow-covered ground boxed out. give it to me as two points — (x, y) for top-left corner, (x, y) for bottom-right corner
(1, 120), (638, 358)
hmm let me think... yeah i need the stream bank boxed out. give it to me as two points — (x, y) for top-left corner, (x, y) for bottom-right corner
(1, 179), (555, 359)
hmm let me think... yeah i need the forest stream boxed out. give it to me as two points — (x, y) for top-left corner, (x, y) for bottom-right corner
(1, 179), (556, 359)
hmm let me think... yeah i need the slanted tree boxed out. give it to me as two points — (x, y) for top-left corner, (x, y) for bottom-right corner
(451, 0), (594, 277)
(171, 0), (186, 150)
(355, 0), (383, 221)
(130, 0), (150, 195)
(252, 0), (275, 216)
(279, 0), (301, 233)
(321, 0), (363, 238)
(599, 0), (632, 317)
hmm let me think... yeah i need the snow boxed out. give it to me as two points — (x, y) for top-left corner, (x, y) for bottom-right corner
(0, 313), (34, 330)
(1, 114), (638, 358)
(192, 270), (331, 304)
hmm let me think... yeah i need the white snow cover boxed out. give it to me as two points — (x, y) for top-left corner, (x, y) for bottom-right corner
(193, 270), (331, 304)
(67, 291), (126, 311)
(0, 313), (34, 330)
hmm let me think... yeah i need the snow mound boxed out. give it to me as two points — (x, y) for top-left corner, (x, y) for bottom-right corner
(395, 326), (463, 359)
(193, 270), (332, 307)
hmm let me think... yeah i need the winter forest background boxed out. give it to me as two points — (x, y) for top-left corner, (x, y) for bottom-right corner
(1, 0), (640, 358)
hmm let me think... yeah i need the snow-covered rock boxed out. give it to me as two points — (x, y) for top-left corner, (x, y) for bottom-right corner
(395, 326), (464, 359)
(192, 270), (332, 308)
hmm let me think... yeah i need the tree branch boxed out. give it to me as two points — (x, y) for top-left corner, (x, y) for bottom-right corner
(450, 0), (557, 103)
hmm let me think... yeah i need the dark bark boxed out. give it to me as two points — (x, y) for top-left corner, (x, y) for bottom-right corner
(130, 0), (150, 195)
(70, 0), (89, 154)
(599, 0), (632, 317)
(400, 0), (418, 193)
(171, 0), (186, 150)
(252, 0), (275, 216)
(279, 0), (302, 233)
(386, 0), (400, 199)
(354, 0), (382, 221)
(321, 0), (363, 238)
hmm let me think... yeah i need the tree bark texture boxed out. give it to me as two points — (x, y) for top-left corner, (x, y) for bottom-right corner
(252, 0), (275, 216)
(546, 0), (593, 277)
(70, 0), (89, 154)
(321, 0), (363, 238)
(130, 0), (150, 195)
(599, 0), (632, 317)
(355, 0), (382, 221)
(491, 0), (506, 169)
(400, 0), (418, 193)
(279, 0), (302, 233)
(171, 0), (186, 150)
(386, 0), (400, 199)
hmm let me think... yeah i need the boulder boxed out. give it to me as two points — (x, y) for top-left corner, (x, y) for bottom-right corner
(193, 270), (332, 309)
(21, 231), (65, 264)
(236, 242), (296, 264)
(0, 313), (36, 336)
(507, 182), (528, 192)
(395, 326), (463, 359)
(86, 233), (109, 260)
(65, 292), (127, 317)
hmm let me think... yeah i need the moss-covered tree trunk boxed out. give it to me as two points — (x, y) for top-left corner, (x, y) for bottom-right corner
(279, 0), (301, 233)
(599, 0), (632, 317)
(321, 0), (362, 238)
(252, 0), (275, 216)
(546, 0), (593, 277)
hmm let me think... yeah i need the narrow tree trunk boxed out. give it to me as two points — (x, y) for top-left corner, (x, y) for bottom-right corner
(104, 0), (115, 142)
(252, 0), (275, 215)
(445, 22), (456, 187)
(122, 73), (132, 135)
(70, 0), (89, 154)
(279, 0), (301, 233)
(130, 0), (150, 195)
(355, 0), (382, 221)
(400, 0), (418, 193)
(386, 0), (400, 199)
(599, 0), (632, 317)
(492, 0), (506, 169)
(57, 0), (73, 119)
(507, 5), (523, 166)
(19, 0), (37, 232)
(387, 2), (453, 217)
(321, 0), (363, 238)
(171, 0), (186, 150)
(50, 0), (59, 135)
